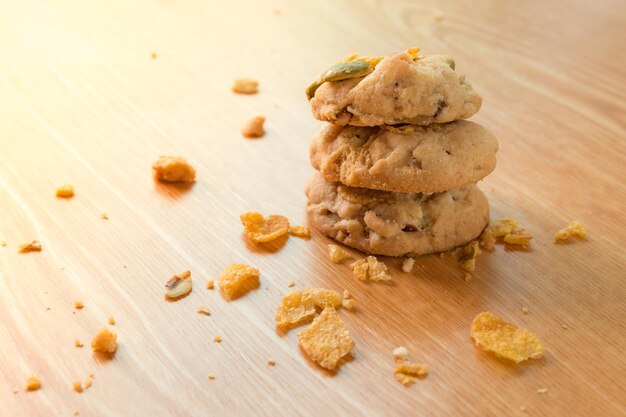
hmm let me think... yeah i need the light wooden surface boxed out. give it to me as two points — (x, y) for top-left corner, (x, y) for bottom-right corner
(1, 0), (625, 416)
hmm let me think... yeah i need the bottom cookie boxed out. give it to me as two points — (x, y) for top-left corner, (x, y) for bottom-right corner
(305, 173), (489, 257)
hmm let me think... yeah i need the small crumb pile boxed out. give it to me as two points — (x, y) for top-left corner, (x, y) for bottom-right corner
(479, 218), (533, 250)
(554, 220), (586, 242)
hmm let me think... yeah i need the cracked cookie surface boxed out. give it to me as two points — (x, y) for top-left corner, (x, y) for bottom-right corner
(309, 52), (481, 126)
(305, 173), (489, 257)
(310, 120), (498, 193)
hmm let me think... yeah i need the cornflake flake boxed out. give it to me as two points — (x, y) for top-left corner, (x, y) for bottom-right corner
(240, 212), (289, 243)
(394, 361), (429, 386)
(275, 290), (316, 329)
(471, 312), (545, 363)
(298, 308), (355, 370)
(306, 287), (342, 309)
(328, 244), (352, 263)
(554, 220), (586, 242)
(218, 264), (260, 300)
(288, 225), (311, 239)
(350, 259), (369, 281)
(366, 256), (392, 282)
(480, 218), (533, 249)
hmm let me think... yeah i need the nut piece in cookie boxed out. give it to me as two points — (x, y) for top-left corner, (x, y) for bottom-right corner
(164, 270), (192, 300)
(152, 156), (196, 183)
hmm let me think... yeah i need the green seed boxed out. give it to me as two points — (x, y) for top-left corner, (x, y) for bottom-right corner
(306, 60), (373, 100)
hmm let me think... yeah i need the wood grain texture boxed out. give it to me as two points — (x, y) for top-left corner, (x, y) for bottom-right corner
(1, 0), (625, 416)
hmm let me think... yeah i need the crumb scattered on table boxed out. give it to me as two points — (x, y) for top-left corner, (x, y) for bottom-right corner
(74, 300), (84, 310)
(537, 388), (548, 394)
(152, 156), (196, 183)
(328, 244), (352, 263)
(206, 279), (215, 290)
(242, 116), (266, 138)
(101, 213), (109, 220)
(72, 381), (83, 393)
(267, 358), (276, 366)
(232, 78), (259, 94)
(393, 346), (409, 360)
(165, 270), (192, 300)
(108, 316), (115, 325)
(240, 212), (289, 243)
(56, 184), (74, 198)
(91, 327), (117, 354)
(288, 225), (311, 239)
(554, 220), (586, 242)
(197, 306), (211, 316)
(213, 336), (223, 343)
(25, 375), (41, 391)
(218, 263), (260, 300)
(18, 240), (42, 254)
(402, 257), (415, 272)
(75, 339), (84, 348)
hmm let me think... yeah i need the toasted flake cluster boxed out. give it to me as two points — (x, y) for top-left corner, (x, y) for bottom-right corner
(56, 184), (75, 198)
(480, 218), (533, 250)
(242, 116), (266, 138)
(350, 256), (392, 282)
(328, 244), (352, 263)
(232, 78), (259, 94)
(298, 308), (355, 370)
(554, 220), (586, 242)
(18, 240), (42, 254)
(218, 263), (260, 300)
(240, 212), (290, 243)
(164, 270), (192, 300)
(275, 288), (342, 329)
(471, 312), (545, 363)
(91, 327), (117, 354)
(152, 156), (196, 183)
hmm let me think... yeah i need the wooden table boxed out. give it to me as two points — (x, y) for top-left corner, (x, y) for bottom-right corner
(1, 0), (625, 416)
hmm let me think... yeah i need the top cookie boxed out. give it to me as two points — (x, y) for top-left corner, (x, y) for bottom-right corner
(308, 51), (482, 126)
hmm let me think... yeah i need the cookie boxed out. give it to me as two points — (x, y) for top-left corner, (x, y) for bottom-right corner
(310, 120), (498, 193)
(309, 52), (481, 126)
(305, 173), (488, 257)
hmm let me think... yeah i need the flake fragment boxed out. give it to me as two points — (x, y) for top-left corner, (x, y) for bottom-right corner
(471, 312), (545, 363)
(554, 220), (586, 242)
(288, 225), (311, 239)
(74, 300), (84, 310)
(240, 212), (289, 243)
(306, 287), (342, 309)
(213, 336), (222, 343)
(267, 358), (276, 366)
(480, 218), (533, 249)
(328, 244), (352, 263)
(75, 339), (84, 348)
(342, 299), (356, 311)
(394, 361), (429, 386)
(72, 381), (83, 393)
(298, 308), (355, 370)
(218, 264), (260, 300)
(275, 290), (316, 329)
(350, 259), (369, 281)
(453, 240), (482, 272)
(366, 256), (392, 281)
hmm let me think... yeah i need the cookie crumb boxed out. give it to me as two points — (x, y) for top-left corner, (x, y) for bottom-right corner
(267, 358), (276, 366)
(206, 279), (215, 290)
(213, 336), (223, 343)
(471, 312), (544, 363)
(91, 327), (117, 354)
(74, 300), (84, 310)
(165, 270), (192, 300)
(342, 290), (350, 299)
(207, 374), (216, 380)
(152, 156), (196, 183)
(522, 307), (529, 314)
(56, 184), (74, 198)
(72, 381), (83, 393)
(562, 324), (569, 330)
(464, 272), (472, 282)
(366, 256), (392, 282)
(288, 225), (311, 239)
(242, 115), (266, 138)
(392, 346), (409, 360)
(108, 316), (115, 325)
(150, 51), (157, 59)
(394, 361), (429, 386)
(402, 257), (415, 272)
(287, 280), (295, 288)
(554, 220), (586, 242)
(452, 240), (482, 272)
(25, 375), (41, 391)
(342, 298), (356, 311)
(520, 406), (527, 412)
(18, 240), (42, 253)
(75, 339), (84, 348)
(328, 244), (352, 263)
(432, 13), (443, 21)
(480, 218), (533, 249)
(84, 374), (94, 389)
(197, 306), (211, 316)
(101, 213), (109, 220)
(232, 78), (259, 94)
(218, 263), (260, 300)
(537, 388), (548, 394)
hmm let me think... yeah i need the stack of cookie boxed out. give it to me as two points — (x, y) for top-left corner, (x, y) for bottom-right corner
(304, 49), (498, 257)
